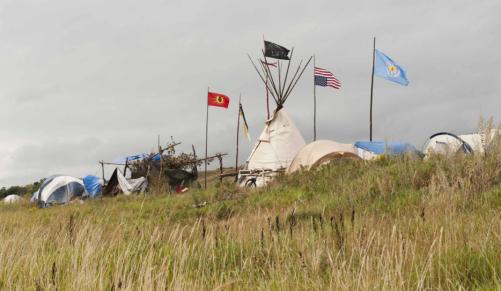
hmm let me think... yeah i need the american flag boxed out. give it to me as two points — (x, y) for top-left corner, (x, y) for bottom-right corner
(314, 67), (341, 89)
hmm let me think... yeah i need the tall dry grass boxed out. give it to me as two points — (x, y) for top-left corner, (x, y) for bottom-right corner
(0, 125), (500, 290)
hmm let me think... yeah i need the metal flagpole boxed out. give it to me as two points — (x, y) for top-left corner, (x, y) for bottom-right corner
(235, 94), (241, 182)
(369, 37), (376, 141)
(204, 87), (209, 189)
(313, 54), (317, 141)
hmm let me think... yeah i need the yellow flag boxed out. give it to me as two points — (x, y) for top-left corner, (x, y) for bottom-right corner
(239, 104), (251, 141)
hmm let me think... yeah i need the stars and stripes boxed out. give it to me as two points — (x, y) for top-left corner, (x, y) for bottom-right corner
(314, 67), (341, 89)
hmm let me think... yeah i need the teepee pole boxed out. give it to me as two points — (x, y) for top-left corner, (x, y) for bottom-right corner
(248, 54), (279, 104)
(280, 48), (294, 97)
(259, 60), (280, 104)
(281, 59), (304, 101)
(369, 37), (376, 141)
(261, 52), (281, 103)
(265, 78), (270, 119)
(283, 56), (313, 102)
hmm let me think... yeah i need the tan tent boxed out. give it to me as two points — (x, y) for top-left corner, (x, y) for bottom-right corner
(287, 140), (360, 174)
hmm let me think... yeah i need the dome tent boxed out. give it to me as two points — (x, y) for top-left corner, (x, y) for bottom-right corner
(3, 194), (23, 204)
(422, 132), (473, 157)
(423, 129), (500, 157)
(32, 175), (87, 207)
(287, 140), (360, 174)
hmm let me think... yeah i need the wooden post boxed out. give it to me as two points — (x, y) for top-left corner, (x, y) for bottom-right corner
(313, 54), (317, 141)
(369, 37), (376, 141)
(158, 135), (163, 185)
(218, 154), (223, 184)
(123, 157), (129, 177)
(100, 161), (105, 183)
(204, 87), (209, 189)
(235, 95), (241, 182)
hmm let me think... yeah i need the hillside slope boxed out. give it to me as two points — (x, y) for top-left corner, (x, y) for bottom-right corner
(0, 153), (500, 290)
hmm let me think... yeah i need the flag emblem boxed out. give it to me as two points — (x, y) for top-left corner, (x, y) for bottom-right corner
(208, 92), (230, 108)
(215, 96), (224, 104)
(314, 67), (341, 89)
(387, 64), (400, 77)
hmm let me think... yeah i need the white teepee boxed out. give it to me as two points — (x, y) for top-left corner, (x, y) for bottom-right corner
(247, 108), (305, 171)
(240, 42), (312, 187)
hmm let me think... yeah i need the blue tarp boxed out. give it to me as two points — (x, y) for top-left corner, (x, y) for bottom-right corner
(83, 175), (103, 198)
(354, 141), (417, 155)
(113, 153), (163, 164)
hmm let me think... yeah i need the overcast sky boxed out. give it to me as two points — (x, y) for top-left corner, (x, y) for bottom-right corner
(1, 0), (500, 187)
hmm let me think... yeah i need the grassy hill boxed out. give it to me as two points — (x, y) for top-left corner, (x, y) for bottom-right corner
(0, 152), (500, 290)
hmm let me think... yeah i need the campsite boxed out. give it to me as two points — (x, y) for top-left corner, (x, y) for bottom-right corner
(1, 1), (501, 290)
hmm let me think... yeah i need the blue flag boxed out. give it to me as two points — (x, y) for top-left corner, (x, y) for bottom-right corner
(374, 49), (409, 86)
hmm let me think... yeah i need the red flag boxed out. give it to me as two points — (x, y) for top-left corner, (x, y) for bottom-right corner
(207, 92), (230, 108)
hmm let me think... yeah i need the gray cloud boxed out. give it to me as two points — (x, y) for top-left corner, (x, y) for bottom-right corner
(0, 0), (500, 186)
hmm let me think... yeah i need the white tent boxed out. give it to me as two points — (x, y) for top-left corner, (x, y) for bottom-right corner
(3, 194), (23, 204)
(423, 130), (500, 157)
(32, 175), (87, 207)
(423, 133), (468, 156)
(459, 130), (500, 154)
(247, 108), (305, 171)
(287, 140), (360, 174)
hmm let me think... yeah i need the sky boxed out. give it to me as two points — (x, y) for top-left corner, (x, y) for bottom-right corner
(1, 0), (500, 187)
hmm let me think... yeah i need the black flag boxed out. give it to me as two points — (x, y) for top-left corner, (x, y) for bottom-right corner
(264, 41), (290, 60)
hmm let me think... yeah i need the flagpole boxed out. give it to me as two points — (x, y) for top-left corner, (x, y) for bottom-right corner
(313, 54), (317, 141)
(204, 87), (209, 189)
(235, 94), (241, 182)
(369, 37), (376, 141)
(263, 35), (270, 120)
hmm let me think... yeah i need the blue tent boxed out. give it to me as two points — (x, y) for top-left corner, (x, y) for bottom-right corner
(354, 141), (417, 155)
(83, 175), (103, 198)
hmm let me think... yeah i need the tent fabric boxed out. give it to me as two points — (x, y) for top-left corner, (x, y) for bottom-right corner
(423, 132), (472, 156)
(33, 175), (87, 206)
(3, 194), (23, 204)
(287, 140), (360, 174)
(458, 130), (499, 154)
(83, 175), (103, 198)
(246, 108), (306, 171)
(114, 153), (163, 164)
(354, 141), (417, 156)
(103, 168), (147, 196)
(423, 130), (499, 156)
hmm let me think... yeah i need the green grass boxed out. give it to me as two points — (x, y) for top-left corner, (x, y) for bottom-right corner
(1, 149), (501, 290)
